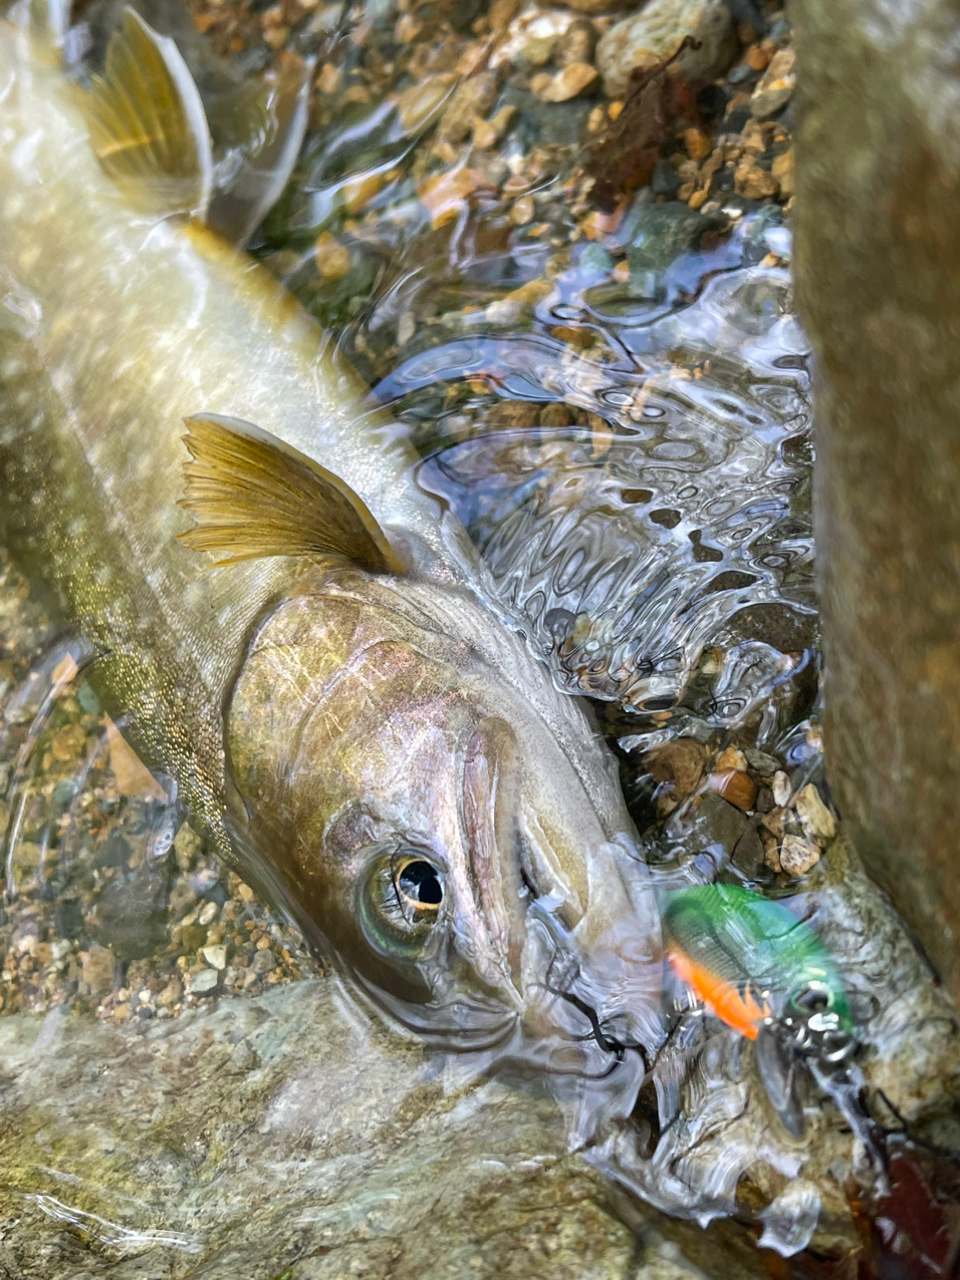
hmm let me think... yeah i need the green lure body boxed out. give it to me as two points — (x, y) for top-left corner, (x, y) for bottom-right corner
(664, 884), (854, 1042)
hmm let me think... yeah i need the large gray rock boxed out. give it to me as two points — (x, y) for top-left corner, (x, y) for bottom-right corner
(793, 0), (960, 1000)
(0, 981), (654, 1280)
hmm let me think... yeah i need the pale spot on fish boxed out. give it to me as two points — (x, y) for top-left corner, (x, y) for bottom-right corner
(18, 243), (40, 273)
(0, 358), (24, 379)
(4, 194), (24, 220)
(49, 311), (75, 340)
(95, 565), (113, 586)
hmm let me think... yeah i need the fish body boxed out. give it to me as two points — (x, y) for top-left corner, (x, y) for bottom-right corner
(0, 13), (662, 1065)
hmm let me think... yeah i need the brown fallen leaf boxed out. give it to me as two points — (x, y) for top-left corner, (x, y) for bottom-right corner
(584, 36), (703, 213)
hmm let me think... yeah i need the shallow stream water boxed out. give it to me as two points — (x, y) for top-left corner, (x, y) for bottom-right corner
(1, 3), (959, 1277)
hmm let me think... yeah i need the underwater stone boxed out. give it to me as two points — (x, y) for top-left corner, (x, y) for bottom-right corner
(597, 0), (737, 101)
(0, 981), (704, 1279)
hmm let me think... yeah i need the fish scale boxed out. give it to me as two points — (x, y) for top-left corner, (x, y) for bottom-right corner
(0, 8), (664, 1076)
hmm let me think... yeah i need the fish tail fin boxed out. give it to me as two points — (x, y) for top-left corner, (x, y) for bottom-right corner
(84, 6), (213, 220)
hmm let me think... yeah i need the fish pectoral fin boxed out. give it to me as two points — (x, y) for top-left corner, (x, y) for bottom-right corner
(177, 414), (406, 574)
(206, 52), (313, 248)
(84, 8), (213, 220)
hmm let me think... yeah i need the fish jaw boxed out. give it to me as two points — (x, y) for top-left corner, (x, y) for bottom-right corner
(225, 566), (664, 1061)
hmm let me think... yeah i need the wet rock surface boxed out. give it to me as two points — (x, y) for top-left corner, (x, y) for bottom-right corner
(793, 0), (960, 1001)
(0, 982), (649, 1279)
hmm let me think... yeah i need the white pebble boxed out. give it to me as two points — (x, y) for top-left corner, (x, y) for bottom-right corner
(201, 944), (227, 971)
(772, 770), (792, 807)
(198, 900), (219, 926)
(779, 833), (820, 877)
(188, 969), (219, 994)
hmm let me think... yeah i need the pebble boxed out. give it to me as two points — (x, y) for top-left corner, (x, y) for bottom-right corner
(794, 784), (837, 843)
(559, 0), (635, 12)
(750, 47), (796, 119)
(732, 822), (766, 878)
(438, 73), (500, 144)
(709, 768), (757, 812)
(251, 949), (277, 976)
(485, 277), (553, 325)
(419, 168), (493, 229)
(201, 944), (228, 971)
(173, 822), (203, 873)
(515, 33), (558, 68)
(341, 171), (387, 215)
(745, 42), (773, 73)
(188, 969), (219, 994)
(555, 19), (597, 68)
(772, 770), (793, 807)
(745, 749), (781, 775)
(472, 104), (516, 150)
(778, 833), (821, 877)
(489, 0), (521, 32)
(397, 312), (416, 346)
(772, 147), (795, 199)
(80, 943), (115, 999)
(539, 62), (599, 103)
(510, 194), (536, 225)
(314, 231), (352, 280)
(596, 0), (737, 101)
(684, 127), (712, 163)
(198, 900), (219, 926)
(715, 745), (748, 773)
(734, 156), (778, 199)
(157, 977), (183, 1008)
(644, 738), (706, 803)
(396, 75), (453, 135)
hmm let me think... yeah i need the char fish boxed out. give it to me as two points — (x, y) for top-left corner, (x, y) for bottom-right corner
(0, 8), (662, 1080)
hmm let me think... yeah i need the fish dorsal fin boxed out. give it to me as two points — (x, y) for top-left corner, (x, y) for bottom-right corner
(206, 51), (313, 248)
(178, 414), (405, 575)
(85, 8), (213, 219)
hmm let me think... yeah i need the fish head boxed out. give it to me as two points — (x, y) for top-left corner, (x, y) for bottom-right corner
(226, 569), (663, 1061)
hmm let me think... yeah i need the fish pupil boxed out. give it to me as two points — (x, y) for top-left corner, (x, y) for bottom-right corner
(398, 860), (443, 907)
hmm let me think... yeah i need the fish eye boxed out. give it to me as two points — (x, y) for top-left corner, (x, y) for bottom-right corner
(396, 857), (444, 910)
(359, 849), (446, 960)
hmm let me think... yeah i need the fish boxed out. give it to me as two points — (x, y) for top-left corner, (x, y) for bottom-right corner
(0, 7), (662, 1082)
(664, 883), (888, 1180)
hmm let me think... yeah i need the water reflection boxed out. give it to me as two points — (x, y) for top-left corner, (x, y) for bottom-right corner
(378, 222), (814, 752)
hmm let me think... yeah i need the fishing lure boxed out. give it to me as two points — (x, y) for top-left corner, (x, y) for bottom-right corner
(663, 883), (854, 1051)
(663, 883), (888, 1183)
